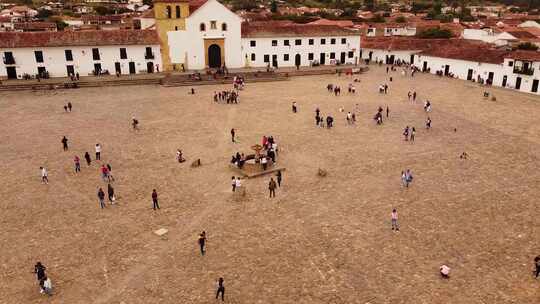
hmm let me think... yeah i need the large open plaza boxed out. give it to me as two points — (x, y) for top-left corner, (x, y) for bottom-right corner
(1, 66), (539, 303)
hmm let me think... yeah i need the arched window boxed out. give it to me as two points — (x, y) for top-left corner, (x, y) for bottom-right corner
(175, 5), (180, 18)
(166, 6), (171, 18)
(222, 23), (227, 31)
(200, 23), (206, 31)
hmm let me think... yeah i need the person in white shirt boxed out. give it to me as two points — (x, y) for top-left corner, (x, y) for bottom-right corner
(261, 156), (268, 171)
(235, 177), (242, 189)
(95, 143), (102, 160)
(41, 276), (52, 295)
(40, 167), (48, 184)
(391, 209), (399, 231)
(440, 265), (450, 278)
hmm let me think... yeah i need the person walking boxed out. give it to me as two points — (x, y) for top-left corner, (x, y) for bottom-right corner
(67, 102), (72, 112)
(231, 176), (236, 192)
(61, 136), (69, 151)
(97, 188), (105, 209)
(34, 262), (46, 283)
(106, 163), (115, 182)
(215, 278), (225, 301)
(230, 128), (236, 143)
(84, 152), (91, 166)
(95, 144), (101, 160)
(269, 178), (277, 198)
(292, 102), (297, 113)
(41, 275), (53, 296)
(101, 165), (110, 182)
(410, 127), (416, 142)
(152, 189), (160, 210)
(426, 117), (432, 129)
(198, 231), (206, 256)
(386, 106), (390, 118)
(74, 155), (81, 173)
(107, 183), (115, 204)
(391, 209), (399, 231)
(276, 170), (282, 187)
(40, 167), (49, 184)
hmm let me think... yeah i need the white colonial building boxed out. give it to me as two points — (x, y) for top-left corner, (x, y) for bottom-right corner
(361, 37), (540, 95)
(159, 0), (361, 70)
(0, 30), (161, 79)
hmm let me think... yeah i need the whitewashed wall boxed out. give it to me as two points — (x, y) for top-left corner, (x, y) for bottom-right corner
(167, 0), (243, 69)
(241, 35), (361, 68)
(0, 44), (161, 78)
(361, 48), (419, 64)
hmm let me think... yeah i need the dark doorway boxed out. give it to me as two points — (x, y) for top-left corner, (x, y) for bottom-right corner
(388, 55), (395, 64)
(516, 77), (522, 90)
(340, 52), (346, 64)
(147, 62), (154, 73)
(444, 65), (450, 76)
(6, 66), (17, 79)
(272, 54), (278, 68)
(422, 61), (427, 72)
(129, 62), (136, 74)
(410, 54), (414, 65)
(467, 69), (473, 80)
(295, 54), (301, 66)
(532, 79), (539, 93)
(93, 63), (102, 75)
(115, 62), (121, 75)
(487, 72), (494, 85)
(359, 50), (363, 59)
(208, 44), (221, 68)
(66, 65), (74, 76)
(368, 51), (373, 61)
(320, 53), (326, 65)
(37, 66), (46, 77)
(502, 75), (507, 87)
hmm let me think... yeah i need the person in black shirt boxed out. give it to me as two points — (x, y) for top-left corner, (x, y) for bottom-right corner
(84, 152), (91, 166)
(216, 277), (225, 301)
(198, 231), (206, 256)
(61, 136), (68, 151)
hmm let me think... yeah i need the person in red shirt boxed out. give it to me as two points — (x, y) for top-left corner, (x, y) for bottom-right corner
(101, 165), (109, 182)
(152, 189), (160, 210)
(74, 156), (81, 173)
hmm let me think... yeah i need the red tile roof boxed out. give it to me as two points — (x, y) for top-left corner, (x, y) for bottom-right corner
(308, 18), (354, 28)
(504, 50), (540, 61)
(13, 22), (57, 30)
(0, 30), (160, 48)
(241, 22), (360, 38)
(189, 0), (207, 13)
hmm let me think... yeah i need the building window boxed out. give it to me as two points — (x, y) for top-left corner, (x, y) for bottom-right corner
(330, 52), (335, 59)
(175, 5), (180, 18)
(222, 23), (227, 31)
(320, 38), (326, 45)
(120, 48), (127, 59)
(330, 38), (336, 44)
(200, 23), (205, 31)
(250, 40), (256, 47)
(284, 39), (289, 46)
(166, 6), (171, 18)
(348, 51), (354, 58)
(264, 54), (269, 62)
(65, 49), (73, 61)
(308, 53), (314, 60)
(308, 39), (314, 45)
(145, 47), (154, 59)
(251, 53), (256, 61)
(92, 48), (100, 60)
(341, 38), (347, 44)
(34, 50), (44, 63)
(210, 21), (216, 29)
(175, 26), (178, 30)
(3, 51), (15, 64)
(295, 39), (301, 45)
(284, 54), (289, 61)
(272, 40), (278, 46)
(508, 61), (513, 67)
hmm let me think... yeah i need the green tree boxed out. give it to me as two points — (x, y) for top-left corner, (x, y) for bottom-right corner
(94, 6), (110, 15)
(369, 14), (385, 22)
(517, 42), (539, 50)
(37, 9), (52, 19)
(364, 0), (375, 11)
(395, 16), (406, 23)
(417, 27), (453, 38)
(270, 0), (277, 13)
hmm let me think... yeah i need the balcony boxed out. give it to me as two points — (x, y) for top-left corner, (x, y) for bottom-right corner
(145, 53), (155, 60)
(3, 57), (15, 65)
(513, 67), (534, 76)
